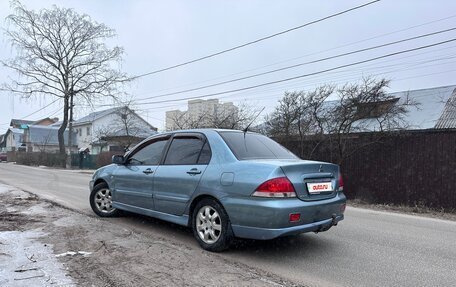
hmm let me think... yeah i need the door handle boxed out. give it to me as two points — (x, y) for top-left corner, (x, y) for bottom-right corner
(143, 168), (154, 175)
(186, 168), (202, 175)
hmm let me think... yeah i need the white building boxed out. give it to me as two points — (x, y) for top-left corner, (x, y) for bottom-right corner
(166, 99), (239, 130)
(73, 106), (157, 154)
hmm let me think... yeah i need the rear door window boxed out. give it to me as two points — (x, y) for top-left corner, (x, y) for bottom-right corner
(164, 135), (210, 165)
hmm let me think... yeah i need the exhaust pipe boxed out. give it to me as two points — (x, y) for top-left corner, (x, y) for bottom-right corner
(314, 214), (338, 233)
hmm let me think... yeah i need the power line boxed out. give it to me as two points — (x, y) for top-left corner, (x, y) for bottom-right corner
(131, 0), (381, 79)
(86, 68), (456, 129)
(0, 98), (60, 128)
(184, 63), (456, 107)
(224, 58), (456, 100)
(135, 27), (456, 101)
(22, 99), (60, 119)
(193, 70), (456, 111)
(90, 49), (456, 110)
(134, 14), (456, 96)
(135, 57), (455, 109)
(135, 38), (456, 105)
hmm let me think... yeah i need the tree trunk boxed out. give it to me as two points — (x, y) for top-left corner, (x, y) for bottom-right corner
(58, 95), (69, 167)
(67, 93), (74, 168)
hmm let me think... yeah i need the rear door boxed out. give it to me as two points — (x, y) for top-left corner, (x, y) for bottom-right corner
(113, 136), (170, 210)
(153, 133), (211, 215)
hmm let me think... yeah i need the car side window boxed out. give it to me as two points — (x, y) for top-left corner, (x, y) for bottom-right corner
(128, 138), (168, 165)
(197, 141), (211, 164)
(164, 136), (209, 165)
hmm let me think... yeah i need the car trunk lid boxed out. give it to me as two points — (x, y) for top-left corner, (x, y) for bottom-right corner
(279, 161), (340, 201)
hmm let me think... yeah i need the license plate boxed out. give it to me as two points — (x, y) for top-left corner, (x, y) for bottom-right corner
(307, 182), (333, 193)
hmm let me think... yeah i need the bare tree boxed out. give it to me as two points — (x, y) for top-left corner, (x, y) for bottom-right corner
(267, 78), (418, 164)
(297, 85), (334, 157)
(2, 1), (127, 166)
(167, 102), (261, 130)
(324, 78), (416, 163)
(266, 91), (302, 140)
(36, 129), (53, 154)
(94, 106), (154, 152)
(92, 125), (110, 153)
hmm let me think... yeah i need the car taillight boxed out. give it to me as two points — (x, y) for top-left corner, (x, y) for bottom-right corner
(338, 173), (344, 191)
(252, 177), (296, 198)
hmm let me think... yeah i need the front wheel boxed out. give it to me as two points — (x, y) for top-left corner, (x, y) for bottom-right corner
(90, 182), (120, 217)
(192, 198), (233, 252)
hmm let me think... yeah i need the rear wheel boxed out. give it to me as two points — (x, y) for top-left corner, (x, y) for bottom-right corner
(192, 198), (233, 252)
(90, 182), (120, 217)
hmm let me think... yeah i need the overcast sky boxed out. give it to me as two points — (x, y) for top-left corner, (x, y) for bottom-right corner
(1, 0), (456, 131)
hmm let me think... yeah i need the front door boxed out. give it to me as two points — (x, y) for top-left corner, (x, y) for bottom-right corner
(113, 136), (170, 210)
(153, 134), (211, 215)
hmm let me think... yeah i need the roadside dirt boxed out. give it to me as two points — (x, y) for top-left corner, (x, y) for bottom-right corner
(0, 185), (299, 287)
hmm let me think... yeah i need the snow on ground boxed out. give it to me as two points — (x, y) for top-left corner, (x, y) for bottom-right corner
(0, 184), (75, 286)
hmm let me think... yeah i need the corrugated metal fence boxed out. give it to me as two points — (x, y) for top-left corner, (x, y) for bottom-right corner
(278, 130), (456, 210)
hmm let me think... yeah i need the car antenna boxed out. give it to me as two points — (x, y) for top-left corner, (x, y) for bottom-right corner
(243, 107), (265, 134)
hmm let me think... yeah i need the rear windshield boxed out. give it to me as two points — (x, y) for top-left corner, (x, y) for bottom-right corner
(219, 131), (298, 160)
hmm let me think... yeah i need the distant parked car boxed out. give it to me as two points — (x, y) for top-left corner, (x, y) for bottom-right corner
(0, 152), (7, 162)
(89, 129), (346, 251)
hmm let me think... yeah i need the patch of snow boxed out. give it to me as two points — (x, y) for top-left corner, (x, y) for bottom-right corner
(52, 216), (77, 227)
(0, 184), (27, 197)
(55, 251), (92, 257)
(6, 206), (19, 213)
(0, 183), (13, 194)
(0, 230), (74, 286)
(21, 204), (49, 216)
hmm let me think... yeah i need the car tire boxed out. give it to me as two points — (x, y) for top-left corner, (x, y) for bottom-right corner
(192, 198), (233, 252)
(90, 182), (120, 217)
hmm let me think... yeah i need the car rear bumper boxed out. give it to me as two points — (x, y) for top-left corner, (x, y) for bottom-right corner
(222, 192), (346, 240)
(89, 180), (94, 192)
(232, 214), (343, 240)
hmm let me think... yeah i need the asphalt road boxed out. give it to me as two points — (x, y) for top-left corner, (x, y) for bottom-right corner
(1, 162), (455, 287)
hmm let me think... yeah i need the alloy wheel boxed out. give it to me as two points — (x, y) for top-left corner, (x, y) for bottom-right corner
(94, 188), (114, 214)
(196, 206), (222, 244)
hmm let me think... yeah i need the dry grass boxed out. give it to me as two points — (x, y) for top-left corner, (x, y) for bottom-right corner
(349, 199), (456, 221)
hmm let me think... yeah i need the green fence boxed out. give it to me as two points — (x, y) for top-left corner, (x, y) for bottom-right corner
(71, 153), (98, 169)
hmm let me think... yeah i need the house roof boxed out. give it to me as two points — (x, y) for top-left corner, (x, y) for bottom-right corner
(73, 107), (120, 125)
(74, 106), (157, 131)
(26, 125), (77, 146)
(10, 117), (59, 129)
(31, 117), (59, 126)
(322, 85), (456, 132)
(10, 119), (35, 128)
(389, 85), (456, 130)
(435, 91), (456, 129)
(104, 126), (158, 139)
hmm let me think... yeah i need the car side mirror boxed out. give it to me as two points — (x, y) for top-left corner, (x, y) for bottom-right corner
(112, 155), (125, 165)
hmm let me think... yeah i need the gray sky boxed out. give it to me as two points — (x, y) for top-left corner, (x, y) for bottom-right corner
(1, 0), (456, 131)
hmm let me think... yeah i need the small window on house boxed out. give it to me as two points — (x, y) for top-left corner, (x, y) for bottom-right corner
(355, 98), (399, 119)
(86, 127), (91, 136)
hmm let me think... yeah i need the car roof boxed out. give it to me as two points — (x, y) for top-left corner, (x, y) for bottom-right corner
(146, 128), (255, 138)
